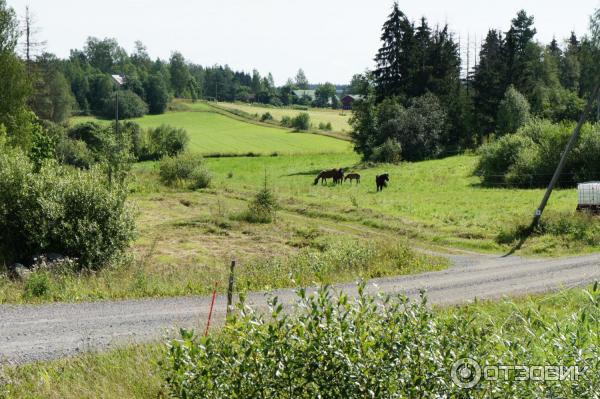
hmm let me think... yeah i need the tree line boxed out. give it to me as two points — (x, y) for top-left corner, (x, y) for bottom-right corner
(350, 3), (600, 163)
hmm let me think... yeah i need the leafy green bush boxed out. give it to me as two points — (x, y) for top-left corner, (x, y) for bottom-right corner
(476, 119), (600, 187)
(56, 138), (96, 169)
(280, 115), (292, 127)
(291, 112), (311, 131)
(23, 272), (50, 298)
(99, 90), (148, 119)
(163, 284), (600, 398)
(143, 125), (189, 160)
(370, 137), (402, 163)
(496, 86), (531, 135)
(66, 122), (110, 153)
(317, 122), (332, 131)
(158, 152), (210, 189)
(188, 166), (212, 189)
(260, 112), (273, 122)
(0, 144), (136, 269)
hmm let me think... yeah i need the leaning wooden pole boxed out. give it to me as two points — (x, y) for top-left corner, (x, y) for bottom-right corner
(226, 260), (236, 318)
(531, 84), (600, 229)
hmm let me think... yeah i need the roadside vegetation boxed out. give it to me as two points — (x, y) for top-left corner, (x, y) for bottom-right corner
(4, 285), (599, 398)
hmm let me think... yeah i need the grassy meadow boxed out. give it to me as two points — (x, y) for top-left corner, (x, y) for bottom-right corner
(71, 109), (350, 156)
(4, 105), (592, 304)
(212, 101), (352, 133)
(203, 153), (582, 254)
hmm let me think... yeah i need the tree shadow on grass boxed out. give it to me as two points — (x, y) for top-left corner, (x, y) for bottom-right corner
(284, 165), (358, 178)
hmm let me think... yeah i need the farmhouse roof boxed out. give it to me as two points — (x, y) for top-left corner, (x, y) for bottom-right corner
(343, 94), (364, 101)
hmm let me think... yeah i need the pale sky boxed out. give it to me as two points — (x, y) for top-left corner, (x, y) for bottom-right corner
(6, 0), (600, 85)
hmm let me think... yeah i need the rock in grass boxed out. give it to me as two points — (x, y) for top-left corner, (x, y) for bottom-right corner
(9, 264), (32, 281)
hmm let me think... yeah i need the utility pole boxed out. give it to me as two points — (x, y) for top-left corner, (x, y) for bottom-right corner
(531, 84), (600, 228)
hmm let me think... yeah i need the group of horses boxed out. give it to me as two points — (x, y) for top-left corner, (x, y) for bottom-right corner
(313, 169), (389, 192)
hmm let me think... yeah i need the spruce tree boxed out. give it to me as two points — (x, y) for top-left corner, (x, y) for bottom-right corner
(472, 30), (507, 136)
(373, 2), (415, 100)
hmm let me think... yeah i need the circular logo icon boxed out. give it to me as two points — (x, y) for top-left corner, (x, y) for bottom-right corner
(451, 358), (482, 389)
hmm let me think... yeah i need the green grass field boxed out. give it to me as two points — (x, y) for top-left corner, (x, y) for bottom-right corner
(0, 150), (587, 304)
(212, 101), (352, 133)
(203, 153), (581, 254)
(71, 110), (351, 156)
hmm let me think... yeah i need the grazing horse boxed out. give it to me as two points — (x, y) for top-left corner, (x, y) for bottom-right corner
(333, 169), (345, 185)
(376, 173), (389, 192)
(344, 173), (361, 184)
(314, 169), (344, 185)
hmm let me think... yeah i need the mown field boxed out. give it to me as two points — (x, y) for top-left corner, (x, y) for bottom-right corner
(71, 109), (350, 156)
(209, 101), (352, 133)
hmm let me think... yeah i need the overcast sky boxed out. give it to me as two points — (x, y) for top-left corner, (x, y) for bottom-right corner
(6, 0), (600, 85)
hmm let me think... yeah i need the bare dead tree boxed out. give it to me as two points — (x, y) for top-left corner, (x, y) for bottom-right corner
(21, 5), (46, 67)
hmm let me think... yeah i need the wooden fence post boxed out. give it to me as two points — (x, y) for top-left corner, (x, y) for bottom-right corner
(226, 260), (236, 318)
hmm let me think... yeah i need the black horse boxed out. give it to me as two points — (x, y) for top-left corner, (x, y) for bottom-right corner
(314, 169), (344, 185)
(376, 173), (389, 192)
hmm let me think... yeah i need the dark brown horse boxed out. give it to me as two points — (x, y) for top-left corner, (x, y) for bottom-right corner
(344, 173), (361, 184)
(376, 173), (389, 192)
(314, 169), (344, 185)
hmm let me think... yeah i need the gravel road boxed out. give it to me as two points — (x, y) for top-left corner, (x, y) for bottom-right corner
(1, 252), (599, 365)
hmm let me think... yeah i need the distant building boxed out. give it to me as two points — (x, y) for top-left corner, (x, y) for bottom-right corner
(341, 95), (364, 110)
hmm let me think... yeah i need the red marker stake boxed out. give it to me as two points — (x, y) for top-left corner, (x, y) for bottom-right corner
(204, 283), (218, 337)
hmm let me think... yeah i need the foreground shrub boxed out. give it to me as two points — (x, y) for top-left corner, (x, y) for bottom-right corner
(163, 284), (600, 398)
(476, 119), (600, 187)
(0, 144), (136, 269)
(158, 152), (210, 189)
